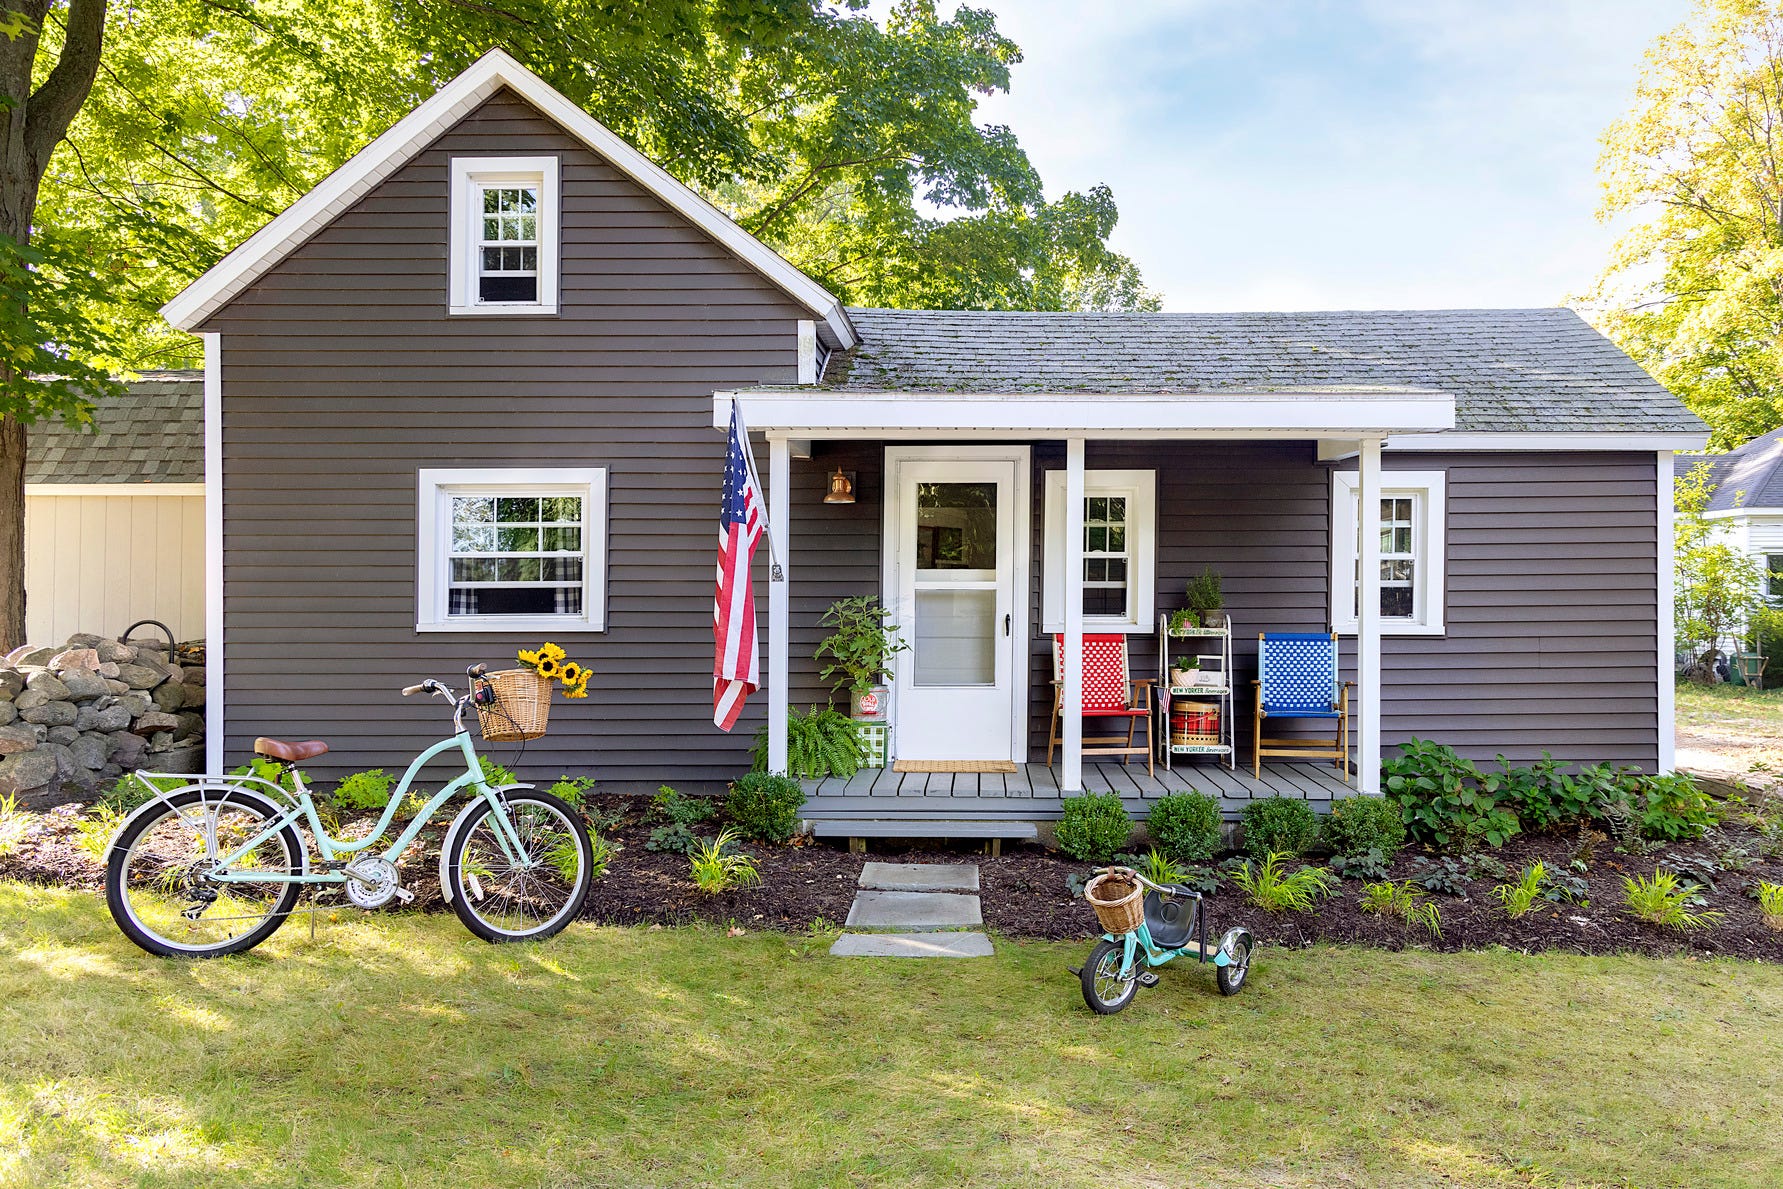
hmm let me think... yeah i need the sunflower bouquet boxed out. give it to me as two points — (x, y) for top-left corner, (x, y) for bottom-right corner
(517, 642), (591, 698)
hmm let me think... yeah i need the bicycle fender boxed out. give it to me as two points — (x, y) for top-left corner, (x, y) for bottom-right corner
(114, 781), (309, 878)
(437, 783), (534, 903)
(1216, 926), (1253, 967)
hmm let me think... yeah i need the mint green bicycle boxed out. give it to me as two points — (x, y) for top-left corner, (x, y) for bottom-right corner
(103, 665), (594, 958)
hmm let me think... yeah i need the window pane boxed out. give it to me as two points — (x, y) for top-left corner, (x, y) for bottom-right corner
(1086, 526), (1106, 552)
(1107, 525), (1124, 551)
(496, 497), (537, 522)
(1086, 497), (1106, 521)
(540, 557), (583, 582)
(1106, 497), (1126, 522)
(450, 558), (498, 582)
(451, 524), (494, 553)
(495, 558), (542, 582)
(453, 496), (494, 523)
(497, 527), (539, 552)
(916, 482), (997, 570)
(1382, 560), (1414, 582)
(913, 589), (995, 686)
(543, 496), (582, 521)
(1381, 586), (1414, 618)
(483, 188), (500, 213)
(450, 586), (581, 617)
(1105, 558), (1127, 582)
(1084, 559), (1105, 583)
(541, 526), (581, 551)
(1392, 526), (1413, 553)
(478, 274), (537, 302)
(1084, 586), (1127, 617)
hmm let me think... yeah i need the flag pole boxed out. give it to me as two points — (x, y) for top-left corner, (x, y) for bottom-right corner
(733, 399), (784, 582)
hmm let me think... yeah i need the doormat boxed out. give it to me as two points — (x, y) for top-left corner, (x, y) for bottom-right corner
(892, 759), (1019, 774)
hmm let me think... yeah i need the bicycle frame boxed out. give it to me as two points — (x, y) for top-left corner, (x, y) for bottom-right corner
(205, 731), (532, 885)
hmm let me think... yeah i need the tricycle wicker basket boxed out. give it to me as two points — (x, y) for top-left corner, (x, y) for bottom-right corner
(476, 668), (552, 742)
(1084, 870), (1145, 934)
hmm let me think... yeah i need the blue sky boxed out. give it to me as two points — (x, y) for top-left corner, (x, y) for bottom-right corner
(964, 0), (1691, 311)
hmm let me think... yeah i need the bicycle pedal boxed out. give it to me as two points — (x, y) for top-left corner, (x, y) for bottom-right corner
(1137, 972), (1160, 988)
(393, 887), (415, 904)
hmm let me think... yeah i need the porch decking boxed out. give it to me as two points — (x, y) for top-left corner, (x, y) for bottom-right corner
(800, 760), (1354, 830)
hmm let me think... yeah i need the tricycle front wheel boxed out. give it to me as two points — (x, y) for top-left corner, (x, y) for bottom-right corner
(1216, 934), (1253, 996)
(1081, 938), (1139, 1014)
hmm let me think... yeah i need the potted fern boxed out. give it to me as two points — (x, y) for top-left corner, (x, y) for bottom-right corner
(1184, 567), (1225, 631)
(815, 596), (909, 721)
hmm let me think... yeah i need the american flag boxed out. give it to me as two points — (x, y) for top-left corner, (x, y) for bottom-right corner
(713, 402), (766, 730)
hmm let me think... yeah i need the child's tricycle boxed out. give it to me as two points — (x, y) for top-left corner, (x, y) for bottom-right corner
(1072, 866), (1255, 1013)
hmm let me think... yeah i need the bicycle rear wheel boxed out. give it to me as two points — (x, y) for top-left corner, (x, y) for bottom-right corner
(445, 789), (592, 943)
(106, 787), (304, 958)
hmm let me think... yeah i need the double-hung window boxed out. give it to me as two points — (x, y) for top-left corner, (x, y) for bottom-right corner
(1767, 554), (1783, 603)
(1042, 469), (1157, 632)
(449, 157), (559, 315)
(417, 469), (606, 631)
(1330, 469), (1446, 635)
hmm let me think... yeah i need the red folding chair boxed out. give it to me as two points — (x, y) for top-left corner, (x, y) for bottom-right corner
(1048, 634), (1154, 776)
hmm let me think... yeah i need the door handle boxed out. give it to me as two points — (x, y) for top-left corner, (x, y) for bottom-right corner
(1005, 613), (1012, 637)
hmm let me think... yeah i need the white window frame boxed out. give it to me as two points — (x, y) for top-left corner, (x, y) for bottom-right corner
(1331, 468), (1446, 636)
(448, 156), (560, 315)
(416, 467), (606, 633)
(1042, 468), (1156, 633)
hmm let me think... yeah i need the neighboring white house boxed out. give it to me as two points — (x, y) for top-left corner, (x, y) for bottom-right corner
(24, 371), (205, 646)
(1691, 429), (1783, 603)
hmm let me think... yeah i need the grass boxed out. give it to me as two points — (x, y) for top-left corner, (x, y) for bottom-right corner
(6, 884), (1783, 1188)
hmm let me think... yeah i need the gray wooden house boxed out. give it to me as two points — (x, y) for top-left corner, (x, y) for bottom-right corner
(162, 50), (1706, 836)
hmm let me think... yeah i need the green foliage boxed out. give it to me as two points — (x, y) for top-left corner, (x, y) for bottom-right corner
(1672, 463), (1766, 667)
(1329, 848), (1393, 881)
(814, 596), (908, 695)
(477, 758), (518, 789)
(0, 792), (26, 858)
(74, 804), (124, 861)
(1183, 567), (1223, 612)
(1146, 791), (1222, 862)
(1136, 848), (1188, 888)
(546, 775), (597, 809)
(331, 769), (395, 812)
(689, 828), (761, 895)
(724, 773), (805, 845)
(1622, 869), (1725, 931)
(98, 771), (182, 816)
(646, 823), (698, 856)
(1239, 796), (1320, 859)
(0, 232), (127, 424)
(751, 707), (862, 780)
(1167, 608), (1200, 632)
(1493, 862), (1549, 920)
(228, 757), (308, 793)
(1321, 795), (1408, 862)
(1232, 852), (1337, 913)
(1383, 740), (1519, 850)
(652, 785), (717, 829)
(1751, 880), (1783, 929)
(1359, 880), (1442, 938)
(1637, 772), (1720, 841)
(1054, 792), (1131, 863)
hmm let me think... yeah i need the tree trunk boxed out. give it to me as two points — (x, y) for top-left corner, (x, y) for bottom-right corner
(0, 415), (21, 650)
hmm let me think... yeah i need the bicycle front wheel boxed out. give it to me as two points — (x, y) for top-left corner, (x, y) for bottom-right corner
(445, 789), (592, 942)
(106, 787), (304, 958)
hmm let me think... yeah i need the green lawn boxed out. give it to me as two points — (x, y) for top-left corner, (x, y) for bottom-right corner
(5, 885), (1783, 1187)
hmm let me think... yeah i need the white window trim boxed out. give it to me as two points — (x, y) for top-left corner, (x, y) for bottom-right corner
(448, 156), (560, 315)
(1332, 469), (1446, 636)
(1042, 469), (1156, 634)
(416, 467), (607, 633)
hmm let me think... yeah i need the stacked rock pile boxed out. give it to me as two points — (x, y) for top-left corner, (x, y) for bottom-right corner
(0, 633), (205, 805)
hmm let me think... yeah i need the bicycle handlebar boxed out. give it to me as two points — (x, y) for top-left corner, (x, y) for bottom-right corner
(1091, 865), (1194, 898)
(401, 683), (427, 697)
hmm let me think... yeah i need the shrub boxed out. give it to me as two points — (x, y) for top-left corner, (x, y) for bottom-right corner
(1636, 773), (1719, 842)
(332, 769), (395, 812)
(689, 828), (761, 894)
(1360, 879), (1442, 937)
(1147, 791), (1222, 861)
(1240, 796), (1319, 859)
(1492, 862), (1548, 920)
(1321, 795), (1407, 861)
(1751, 880), (1783, 930)
(725, 773), (805, 844)
(546, 775), (597, 808)
(1383, 739), (1519, 849)
(652, 785), (716, 828)
(1233, 852), (1337, 912)
(1622, 869), (1724, 930)
(1055, 792), (1131, 862)
(750, 706), (862, 780)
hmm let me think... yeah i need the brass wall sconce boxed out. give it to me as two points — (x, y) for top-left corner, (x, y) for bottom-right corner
(824, 469), (856, 504)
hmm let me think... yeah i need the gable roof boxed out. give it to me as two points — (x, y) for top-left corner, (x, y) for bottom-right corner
(27, 371), (203, 485)
(160, 49), (854, 348)
(809, 307), (1703, 437)
(1694, 427), (1783, 512)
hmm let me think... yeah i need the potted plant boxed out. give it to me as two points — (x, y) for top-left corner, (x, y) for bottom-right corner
(815, 596), (909, 721)
(1167, 607), (1200, 635)
(1169, 656), (1200, 688)
(1184, 567), (1225, 630)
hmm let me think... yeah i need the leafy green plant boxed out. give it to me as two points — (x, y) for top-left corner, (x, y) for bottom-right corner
(1146, 790), (1222, 861)
(0, 792), (27, 858)
(1054, 792), (1131, 862)
(1410, 856), (1470, 897)
(750, 706), (862, 780)
(546, 775), (597, 809)
(332, 769), (395, 812)
(1637, 772), (1719, 841)
(1137, 847), (1187, 887)
(725, 773), (805, 844)
(1359, 880), (1442, 937)
(1750, 880), (1783, 930)
(1183, 567), (1223, 613)
(97, 772), (183, 817)
(1493, 862), (1549, 920)
(1322, 794), (1407, 864)
(1330, 847), (1392, 881)
(646, 823), (698, 855)
(1622, 870), (1724, 931)
(1383, 739), (1519, 849)
(74, 804), (124, 861)
(653, 785), (716, 829)
(689, 828), (761, 895)
(1167, 608), (1200, 632)
(1240, 796), (1319, 859)
(814, 596), (909, 695)
(478, 758), (518, 789)
(229, 757), (308, 793)
(1232, 852), (1337, 912)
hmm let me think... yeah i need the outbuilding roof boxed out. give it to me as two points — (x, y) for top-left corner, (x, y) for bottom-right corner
(1695, 427), (1783, 512)
(26, 371), (203, 485)
(816, 307), (1703, 435)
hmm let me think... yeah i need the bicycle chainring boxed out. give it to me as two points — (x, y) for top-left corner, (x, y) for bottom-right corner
(343, 857), (402, 909)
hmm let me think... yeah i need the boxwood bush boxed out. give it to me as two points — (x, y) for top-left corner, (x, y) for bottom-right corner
(1055, 791), (1132, 862)
(1146, 790), (1223, 861)
(1321, 794), (1407, 860)
(725, 773), (806, 844)
(1240, 795), (1320, 859)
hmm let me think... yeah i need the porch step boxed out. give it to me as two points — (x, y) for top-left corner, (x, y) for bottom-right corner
(809, 818), (1039, 841)
(859, 861), (980, 893)
(830, 932), (994, 959)
(845, 890), (983, 932)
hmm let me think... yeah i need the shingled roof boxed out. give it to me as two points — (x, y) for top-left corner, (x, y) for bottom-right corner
(1694, 428), (1783, 512)
(814, 307), (1702, 435)
(26, 371), (203, 485)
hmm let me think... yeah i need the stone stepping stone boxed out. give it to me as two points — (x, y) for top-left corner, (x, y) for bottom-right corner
(858, 861), (980, 893)
(845, 890), (982, 932)
(830, 932), (993, 958)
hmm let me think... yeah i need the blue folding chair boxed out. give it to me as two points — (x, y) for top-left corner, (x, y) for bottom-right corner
(1252, 632), (1351, 780)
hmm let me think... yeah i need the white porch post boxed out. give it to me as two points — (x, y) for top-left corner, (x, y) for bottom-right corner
(1357, 437), (1383, 794)
(767, 436), (791, 775)
(1062, 437), (1086, 793)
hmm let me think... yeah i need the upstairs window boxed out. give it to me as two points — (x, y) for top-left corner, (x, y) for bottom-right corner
(449, 157), (559, 315)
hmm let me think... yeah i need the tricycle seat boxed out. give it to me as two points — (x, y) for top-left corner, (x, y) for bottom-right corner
(1143, 889), (1198, 950)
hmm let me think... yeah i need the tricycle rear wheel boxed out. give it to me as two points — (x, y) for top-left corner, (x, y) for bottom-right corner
(1080, 938), (1139, 1014)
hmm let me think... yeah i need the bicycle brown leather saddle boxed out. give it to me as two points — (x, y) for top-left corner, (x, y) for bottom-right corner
(253, 738), (329, 763)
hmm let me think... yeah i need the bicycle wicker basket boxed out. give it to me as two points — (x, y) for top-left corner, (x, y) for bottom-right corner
(1084, 870), (1144, 934)
(476, 668), (552, 742)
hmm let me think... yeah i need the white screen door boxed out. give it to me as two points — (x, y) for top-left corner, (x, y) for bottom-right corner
(889, 456), (1022, 761)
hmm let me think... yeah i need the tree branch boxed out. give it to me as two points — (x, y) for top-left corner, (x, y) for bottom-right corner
(25, 0), (105, 169)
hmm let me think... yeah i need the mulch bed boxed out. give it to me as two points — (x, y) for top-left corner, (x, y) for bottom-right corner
(8, 793), (1783, 960)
